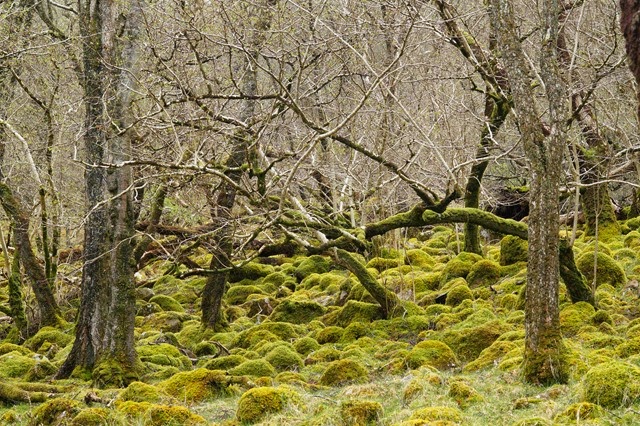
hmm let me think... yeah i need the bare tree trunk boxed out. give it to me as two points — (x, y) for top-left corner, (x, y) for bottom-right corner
(57, 0), (144, 387)
(620, 0), (640, 120)
(490, 0), (568, 385)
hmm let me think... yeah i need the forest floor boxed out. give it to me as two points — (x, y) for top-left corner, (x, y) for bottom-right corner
(2, 224), (640, 425)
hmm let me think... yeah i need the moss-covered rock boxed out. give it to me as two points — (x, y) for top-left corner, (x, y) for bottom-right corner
(440, 319), (511, 363)
(404, 340), (457, 371)
(294, 336), (321, 355)
(448, 379), (483, 407)
(366, 257), (403, 272)
(70, 407), (112, 426)
(265, 345), (303, 372)
(463, 340), (518, 372)
(581, 361), (640, 408)
(116, 401), (206, 426)
(0, 351), (36, 379)
(316, 326), (344, 344)
(333, 300), (384, 328)
(445, 284), (473, 307)
(554, 402), (603, 423)
(229, 359), (276, 377)
(560, 302), (596, 337)
(269, 297), (326, 324)
(304, 346), (342, 365)
(24, 326), (73, 353)
(0, 343), (32, 356)
(404, 249), (435, 270)
(500, 235), (528, 266)
(295, 255), (331, 281)
(29, 398), (80, 426)
(340, 400), (383, 426)
(138, 312), (190, 333)
(229, 262), (274, 283)
(409, 406), (463, 423)
(319, 359), (368, 386)
(138, 343), (191, 370)
(236, 386), (301, 424)
(576, 251), (626, 288)
(440, 252), (482, 285)
(466, 259), (501, 288)
(226, 285), (265, 305)
(148, 295), (184, 313)
(159, 368), (236, 403)
(201, 354), (246, 371)
(118, 381), (164, 403)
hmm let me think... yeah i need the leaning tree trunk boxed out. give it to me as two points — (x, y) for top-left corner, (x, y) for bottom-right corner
(56, 0), (143, 387)
(491, 0), (568, 385)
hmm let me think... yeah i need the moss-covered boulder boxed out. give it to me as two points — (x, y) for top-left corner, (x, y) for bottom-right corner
(294, 255), (331, 281)
(0, 351), (36, 379)
(229, 359), (277, 378)
(159, 368), (237, 403)
(269, 297), (326, 324)
(201, 354), (247, 371)
(333, 300), (384, 327)
(148, 295), (184, 313)
(404, 340), (457, 371)
(236, 386), (301, 424)
(29, 398), (80, 426)
(319, 359), (368, 386)
(463, 340), (518, 372)
(448, 379), (483, 407)
(293, 336), (321, 355)
(138, 343), (191, 370)
(445, 284), (473, 307)
(440, 252), (483, 284)
(0, 343), (32, 356)
(581, 361), (640, 408)
(138, 312), (189, 333)
(466, 259), (501, 288)
(409, 406), (463, 423)
(118, 381), (164, 403)
(554, 402), (603, 423)
(24, 326), (73, 353)
(560, 302), (596, 337)
(226, 284), (266, 305)
(229, 262), (274, 283)
(366, 257), (403, 272)
(316, 326), (344, 344)
(440, 319), (511, 363)
(116, 401), (206, 426)
(340, 400), (383, 426)
(71, 407), (112, 426)
(404, 249), (435, 270)
(500, 235), (528, 266)
(576, 251), (626, 288)
(265, 345), (304, 372)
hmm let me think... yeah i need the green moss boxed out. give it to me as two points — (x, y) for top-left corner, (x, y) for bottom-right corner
(138, 312), (189, 333)
(265, 345), (303, 372)
(226, 285), (265, 305)
(404, 249), (435, 270)
(615, 337), (640, 358)
(333, 300), (384, 327)
(118, 381), (164, 403)
(319, 359), (368, 386)
(340, 400), (383, 426)
(316, 326), (344, 344)
(440, 320), (511, 362)
(304, 347), (342, 364)
(466, 259), (501, 288)
(229, 359), (276, 377)
(293, 336), (321, 356)
(624, 230), (640, 248)
(500, 235), (528, 266)
(148, 295), (184, 313)
(202, 354), (247, 370)
(559, 302), (596, 337)
(513, 418), (551, 426)
(229, 262), (274, 283)
(591, 310), (612, 325)
(366, 257), (403, 272)
(463, 340), (518, 372)
(440, 252), (483, 285)
(294, 255), (331, 280)
(236, 386), (301, 424)
(24, 326), (73, 353)
(576, 251), (626, 288)
(554, 402), (603, 423)
(0, 382), (48, 404)
(445, 284), (473, 307)
(116, 401), (206, 426)
(448, 380), (483, 406)
(70, 408), (112, 426)
(138, 343), (191, 370)
(582, 361), (640, 408)
(269, 297), (326, 324)
(409, 406), (463, 423)
(0, 351), (36, 379)
(0, 343), (32, 356)
(26, 358), (57, 381)
(29, 398), (80, 426)
(232, 322), (298, 349)
(159, 368), (234, 403)
(404, 340), (457, 371)
(92, 357), (140, 389)
(345, 284), (378, 304)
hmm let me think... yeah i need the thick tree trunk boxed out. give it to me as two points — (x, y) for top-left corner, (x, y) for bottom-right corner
(620, 0), (640, 120)
(8, 253), (28, 341)
(56, 0), (143, 387)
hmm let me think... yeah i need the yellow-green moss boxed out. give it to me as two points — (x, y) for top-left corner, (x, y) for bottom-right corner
(463, 340), (518, 372)
(148, 295), (184, 313)
(554, 402), (603, 423)
(24, 326), (73, 353)
(0, 351), (36, 379)
(409, 406), (463, 423)
(0, 343), (32, 356)
(333, 301), (384, 328)
(319, 359), (368, 386)
(316, 326), (344, 344)
(229, 262), (274, 283)
(559, 302), (596, 337)
(366, 257), (403, 272)
(293, 336), (321, 355)
(440, 252), (483, 285)
(576, 251), (626, 288)
(159, 368), (235, 403)
(448, 379), (483, 406)
(404, 249), (435, 270)
(236, 386), (301, 424)
(615, 337), (640, 358)
(304, 347), (342, 364)
(118, 381), (164, 403)
(226, 285), (266, 305)
(29, 398), (80, 426)
(229, 359), (276, 377)
(295, 255), (331, 280)
(582, 361), (640, 408)
(269, 297), (326, 324)
(265, 345), (303, 372)
(116, 401), (205, 426)
(71, 408), (112, 426)
(466, 259), (501, 288)
(445, 284), (473, 307)
(499, 235), (528, 266)
(340, 400), (383, 426)
(440, 319), (511, 363)
(404, 340), (457, 371)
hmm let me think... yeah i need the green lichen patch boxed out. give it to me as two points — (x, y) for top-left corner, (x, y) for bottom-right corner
(576, 251), (627, 288)
(269, 296), (326, 324)
(229, 359), (277, 378)
(581, 361), (640, 408)
(236, 386), (301, 424)
(340, 400), (383, 426)
(159, 368), (238, 403)
(117, 381), (165, 403)
(115, 401), (206, 426)
(319, 359), (369, 386)
(500, 235), (528, 266)
(404, 340), (457, 371)
(148, 295), (185, 313)
(29, 397), (80, 426)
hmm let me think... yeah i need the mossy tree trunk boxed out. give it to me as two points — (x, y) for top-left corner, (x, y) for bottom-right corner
(8, 253), (28, 341)
(491, 0), (568, 385)
(56, 0), (143, 387)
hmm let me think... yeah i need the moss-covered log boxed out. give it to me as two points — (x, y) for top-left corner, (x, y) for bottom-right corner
(333, 249), (399, 318)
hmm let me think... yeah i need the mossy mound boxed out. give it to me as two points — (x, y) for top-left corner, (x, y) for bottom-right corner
(138, 343), (191, 370)
(366, 257), (403, 272)
(445, 284), (473, 307)
(554, 402), (603, 423)
(581, 361), (640, 408)
(319, 359), (368, 386)
(500, 235), (528, 266)
(138, 312), (190, 333)
(0, 351), (36, 379)
(615, 337), (640, 358)
(228, 262), (274, 283)
(159, 368), (235, 403)
(448, 379), (483, 407)
(440, 319), (511, 363)
(148, 295), (185, 313)
(118, 381), (164, 403)
(304, 346), (342, 364)
(236, 386), (301, 424)
(623, 230), (640, 249)
(70, 407), (112, 426)
(294, 336), (321, 355)
(226, 284), (266, 305)
(463, 340), (518, 372)
(294, 255), (331, 280)
(232, 322), (299, 349)
(560, 302), (596, 337)
(404, 249), (435, 270)
(466, 259), (501, 288)
(332, 300), (384, 327)
(440, 252), (483, 285)
(269, 297), (326, 324)
(340, 400), (383, 426)
(265, 345), (304, 372)
(316, 326), (344, 344)
(409, 406), (463, 423)
(24, 326), (73, 353)
(202, 354), (247, 370)
(404, 340), (457, 371)
(29, 398), (80, 426)
(116, 401), (206, 426)
(0, 343), (32, 356)
(576, 251), (626, 288)
(229, 359), (277, 377)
